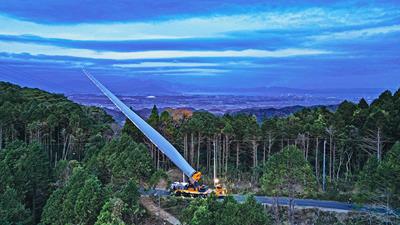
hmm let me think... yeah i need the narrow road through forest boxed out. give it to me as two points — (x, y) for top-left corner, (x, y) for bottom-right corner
(140, 196), (181, 225)
(143, 188), (387, 214)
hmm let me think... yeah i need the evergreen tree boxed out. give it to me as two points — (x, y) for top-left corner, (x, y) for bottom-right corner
(75, 177), (104, 225)
(0, 187), (31, 225)
(95, 198), (126, 225)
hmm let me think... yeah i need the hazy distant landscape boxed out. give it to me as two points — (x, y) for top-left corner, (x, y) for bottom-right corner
(69, 92), (376, 123)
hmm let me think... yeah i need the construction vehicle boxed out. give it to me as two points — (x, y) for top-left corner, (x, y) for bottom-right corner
(84, 70), (227, 198)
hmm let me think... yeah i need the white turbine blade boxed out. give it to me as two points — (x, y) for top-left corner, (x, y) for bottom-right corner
(83, 69), (196, 178)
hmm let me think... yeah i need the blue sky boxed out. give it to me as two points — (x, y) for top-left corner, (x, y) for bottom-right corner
(0, 0), (399, 95)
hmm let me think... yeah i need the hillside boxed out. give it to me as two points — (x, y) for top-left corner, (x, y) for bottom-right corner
(1, 82), (400, 225)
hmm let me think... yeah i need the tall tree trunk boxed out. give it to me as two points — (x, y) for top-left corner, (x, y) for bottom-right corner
(336, 150), (344, 180)
(236, 141), (240, 169)
(377, 128), (382, 162)
(54, 151), (58, 167)
(329, 135), (333, 182)
(345, 151), (353, 180)
(225, 135), (229, 175)
(305, 135), (309, 161)
(218, 134), (222, 175)
(252, 139), (258, 181)
(207, 138), (211, 174)
(263, 141), (266, 164)
(332, 142), (336, 182)
(268, 134), (273, 159)
(323, 140), (327, 192)
(0, 126), (2, 150)
(315, 137), (319, 181)
(219, 135), (226, 174)
(184, 133), (188, 161)
(190, 133), (195, 166)
(157, 145), (160, 170)
(62, 134), (69, 160)
(213, 135), (217, 183)
(197, 133), (201, 170)
(252, 139), (258, 168)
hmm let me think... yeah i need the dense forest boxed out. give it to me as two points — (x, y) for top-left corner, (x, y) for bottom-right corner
(125, 88), (400, 195)
(0, 81), (399, 224)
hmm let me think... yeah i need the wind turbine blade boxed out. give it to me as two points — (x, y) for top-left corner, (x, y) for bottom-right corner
(83, 69), (196, 178)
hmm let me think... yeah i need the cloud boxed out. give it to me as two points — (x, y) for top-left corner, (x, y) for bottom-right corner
(133, 68), (229, 74)
(113, 62), (219, 68)
(0, 5), (397, 41)
(0, 41), (332, 60)
(311, 25), (400, 41)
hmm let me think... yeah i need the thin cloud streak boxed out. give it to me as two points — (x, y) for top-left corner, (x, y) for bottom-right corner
(311, 24), (400, 41)
(113, 62), (219, 68)
(0, 41), (332, 60)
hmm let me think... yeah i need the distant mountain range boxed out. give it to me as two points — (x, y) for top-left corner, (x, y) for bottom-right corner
(104, 104), (338, 125)
(231, 105), (338, 123)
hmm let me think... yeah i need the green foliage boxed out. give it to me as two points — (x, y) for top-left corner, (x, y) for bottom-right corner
(89, 134), (153, 185)
(40, 188), (66, 225)
(117, 179), (140, 208)
(75, 177), (104, 225)
(148, 105), (160, 128)
(95, 198), (126, 225)
(122, 118), (144, 143)
(41, 167), (105, 225)
(3, 81), (400, 224)
(238, 195), (272, 225)
(0, 141), (50, 222)
(182, 195), (271, 225)
(42, 136), (150, 225)
(149, 170), (170, 188)
(0, 82), (113, 161)
(0, 187), (31, 225)
(261, 146), (317, 198)
(356, 142), (400, 208)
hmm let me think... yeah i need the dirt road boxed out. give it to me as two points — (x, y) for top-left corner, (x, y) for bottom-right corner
(140, 196), (181, 225)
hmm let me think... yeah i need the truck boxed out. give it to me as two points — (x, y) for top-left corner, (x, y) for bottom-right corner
(84, 69), (227, 198)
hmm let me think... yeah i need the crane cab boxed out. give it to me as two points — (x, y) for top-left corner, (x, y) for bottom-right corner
(170, 182), (211, 198)
(214, 184), (227, 198)
(170, 182), (227, 198)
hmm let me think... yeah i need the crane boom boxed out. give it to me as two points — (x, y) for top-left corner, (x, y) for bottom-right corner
(83, 69), (201, 182)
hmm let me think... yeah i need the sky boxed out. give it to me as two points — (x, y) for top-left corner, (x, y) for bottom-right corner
(0, 0), (399, 95)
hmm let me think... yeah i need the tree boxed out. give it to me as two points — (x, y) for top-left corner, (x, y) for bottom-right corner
(261, 118), (277, 163)
(121, 118), (143, 143)
(261, 146), (316, 224)
(245, 116), (260, 172)
(357, 142), (400, 210)
(238, 195), (272, 225)
(222, 117), (234, 175)
(40, 189), (67, 225)
(191, 205), (213, 225)
(41, 167), (107, 225)
(95, 198), (126, 225)
(0, 187), (31, 225)
(90, 134), (153, 185)
(116, 179), (144, 224)
(182, 195), (271, 225)
(75, 177), (104, 225)
(217, 196), (241, 225)
(0, 142), (50, 223)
